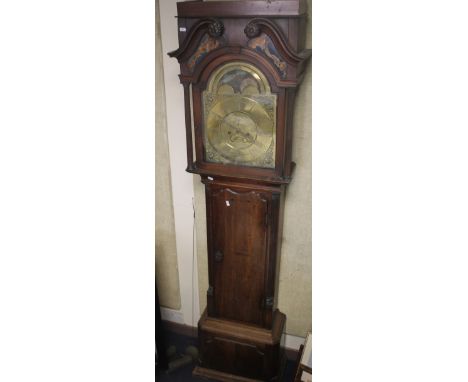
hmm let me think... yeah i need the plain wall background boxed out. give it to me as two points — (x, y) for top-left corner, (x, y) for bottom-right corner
(155, 0), (181, 310)
(158, 0), (202, 327)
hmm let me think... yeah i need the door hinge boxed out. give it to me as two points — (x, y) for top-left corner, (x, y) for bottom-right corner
(262, 296), (274, 309)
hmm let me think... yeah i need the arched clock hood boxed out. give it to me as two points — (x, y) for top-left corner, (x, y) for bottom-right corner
(168, 0), (311, 184)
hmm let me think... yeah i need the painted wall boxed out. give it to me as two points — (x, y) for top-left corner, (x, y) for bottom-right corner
(158, 0), (200, 327)
(155, 0), (181, 310)
(157, 0), (311, 338)
(277, 0), (312, 336)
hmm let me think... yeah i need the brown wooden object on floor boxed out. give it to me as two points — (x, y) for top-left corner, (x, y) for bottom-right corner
(168, 1), (311, 380)
(293, 345), (304, 382)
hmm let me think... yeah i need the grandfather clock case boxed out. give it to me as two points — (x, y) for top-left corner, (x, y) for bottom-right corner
(168, 1), (310, 380)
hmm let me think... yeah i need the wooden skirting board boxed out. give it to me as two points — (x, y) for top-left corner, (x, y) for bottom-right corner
(161, 319), (299, 361)
(162, 319), (197, 338)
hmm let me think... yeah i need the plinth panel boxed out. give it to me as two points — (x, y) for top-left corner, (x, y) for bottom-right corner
(195, 309), (285, 381)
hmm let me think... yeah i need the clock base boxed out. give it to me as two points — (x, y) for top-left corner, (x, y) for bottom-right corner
(195, 309), (286, 381)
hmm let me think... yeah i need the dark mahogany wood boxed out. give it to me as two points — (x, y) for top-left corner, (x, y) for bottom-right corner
(177, 0), (307, 18)
(167, 1), (310, 380)
(195, 308), (286, 381)
(204, 182), (283, 328)
(183, 83), (195, 171)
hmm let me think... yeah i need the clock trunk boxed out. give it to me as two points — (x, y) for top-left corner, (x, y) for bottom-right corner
(205, 181), (284, 329)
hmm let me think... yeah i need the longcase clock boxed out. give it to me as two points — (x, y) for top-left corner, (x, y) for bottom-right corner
(168, 1), (310, 381)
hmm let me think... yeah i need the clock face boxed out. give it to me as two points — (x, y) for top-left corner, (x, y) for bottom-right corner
(203, 62), (276, 168)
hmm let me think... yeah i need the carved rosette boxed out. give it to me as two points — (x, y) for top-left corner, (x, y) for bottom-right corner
(207, 19), (224, 37)
(244, 21), (261, 38)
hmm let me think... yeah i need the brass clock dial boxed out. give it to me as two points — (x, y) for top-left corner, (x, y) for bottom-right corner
(203, 62), (276, 168)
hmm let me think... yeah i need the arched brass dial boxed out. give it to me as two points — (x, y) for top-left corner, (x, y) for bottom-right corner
(203, 62), (276, 168)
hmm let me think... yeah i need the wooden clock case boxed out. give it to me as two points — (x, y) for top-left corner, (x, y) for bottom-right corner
(168, 1), (310, 380)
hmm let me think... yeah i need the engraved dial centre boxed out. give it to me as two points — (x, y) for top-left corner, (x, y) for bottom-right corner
(220, 111), (258, 150)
